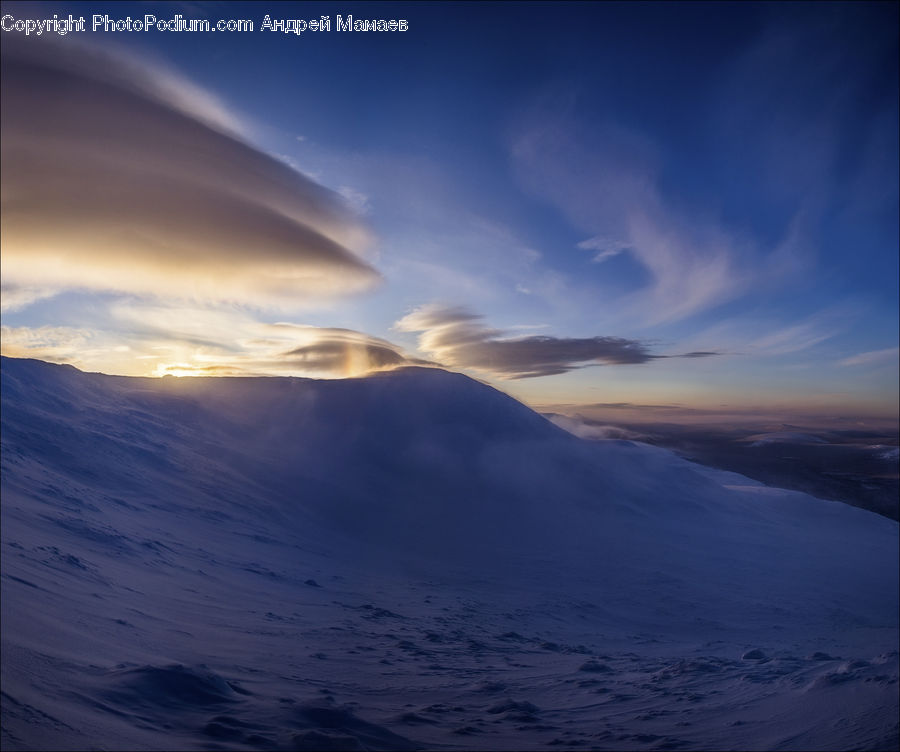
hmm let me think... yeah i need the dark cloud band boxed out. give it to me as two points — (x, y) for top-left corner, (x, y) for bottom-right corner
(395, 305), (705, 379)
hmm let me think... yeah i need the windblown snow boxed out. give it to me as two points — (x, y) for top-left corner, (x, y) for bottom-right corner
(1, 356), (897, 751)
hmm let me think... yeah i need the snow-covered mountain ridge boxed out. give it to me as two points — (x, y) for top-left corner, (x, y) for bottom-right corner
(1, 356), (897, 750)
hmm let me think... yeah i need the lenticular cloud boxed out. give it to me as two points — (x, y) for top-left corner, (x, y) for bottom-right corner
(0, 38), (379, 308)
(395, 304), (658, 378)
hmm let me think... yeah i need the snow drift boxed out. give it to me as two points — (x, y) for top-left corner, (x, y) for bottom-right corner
(1, 356), (897, 750)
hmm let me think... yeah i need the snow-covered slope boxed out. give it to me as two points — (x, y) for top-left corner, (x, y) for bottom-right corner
(1, 356), (897, 750)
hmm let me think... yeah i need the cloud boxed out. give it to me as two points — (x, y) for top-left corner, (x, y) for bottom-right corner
(545, 414), (649, 441)
(284, 340), (407, 371)
(510, 94), (750, 324)
(509, 15), (895, 328)
(282, 141), (577, 316)
(116, 306), (429, 377)
(395, 304), (684, 379)
(337, 186), (371, 215)
(0, 37), (378, 310)
(0, 284), (59, 313)
(576, 236), (631, 263)
(1, 304), (430, 379)
(839, 347), (900, 368)
(395, 305), (720, 379)
(675, 304), (857, 364)
(0, 325), (95, 362)
(277, 327), (433, 375)
(748, 321), (840, 356)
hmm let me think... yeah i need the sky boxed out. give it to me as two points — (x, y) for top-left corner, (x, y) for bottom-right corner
(1, 0), (898, 421)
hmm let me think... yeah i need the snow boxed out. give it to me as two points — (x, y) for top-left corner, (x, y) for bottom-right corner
(1, 356), (897, 750)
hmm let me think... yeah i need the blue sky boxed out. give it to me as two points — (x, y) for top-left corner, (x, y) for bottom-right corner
(1, 1), (897, 419)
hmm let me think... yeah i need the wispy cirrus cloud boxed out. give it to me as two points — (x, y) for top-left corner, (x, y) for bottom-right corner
(0, 284), (60, 313)
(748, 321), (841, 356)
(576, 236), (631, 263)
(839, 347), (900, 368)
(510, 96), (751, 325)
(0, 37), (378, 311)
(510, 10), (896, 329)
(395, 304), (717, 379)
(674, 305), (850, 362)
